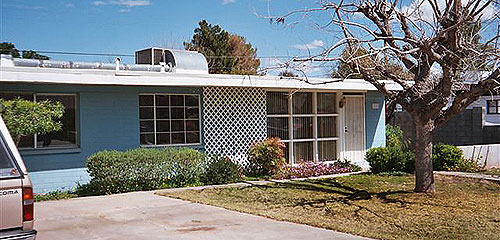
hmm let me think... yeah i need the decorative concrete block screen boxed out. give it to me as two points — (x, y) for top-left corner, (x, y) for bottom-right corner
(202, 87), (267, 166)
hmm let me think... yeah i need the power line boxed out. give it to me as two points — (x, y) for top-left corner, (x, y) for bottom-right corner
(16, 49), (318, 60)
(19, 50), (134, 57)
(10, 49), (336, 72)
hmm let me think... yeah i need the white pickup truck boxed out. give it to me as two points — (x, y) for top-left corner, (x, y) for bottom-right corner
(0, 115), (37, 240)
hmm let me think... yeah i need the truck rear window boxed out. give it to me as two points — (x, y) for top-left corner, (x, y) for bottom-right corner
(0, 134), (20, 178)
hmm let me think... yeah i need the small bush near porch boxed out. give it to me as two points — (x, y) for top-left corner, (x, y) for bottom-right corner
(160, 174), (500, 240)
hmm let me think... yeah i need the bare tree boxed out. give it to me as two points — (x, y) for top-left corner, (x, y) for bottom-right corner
(267, 0), (500, 192)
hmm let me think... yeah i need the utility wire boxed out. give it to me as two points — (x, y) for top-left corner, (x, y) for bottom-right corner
(22, 50), (134, 57)
(17, 49), (318, 60)
(12, 49), (336, 72)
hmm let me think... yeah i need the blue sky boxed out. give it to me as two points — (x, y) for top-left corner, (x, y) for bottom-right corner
(2, 0), (498, 76)
(1, 0), (336, 76)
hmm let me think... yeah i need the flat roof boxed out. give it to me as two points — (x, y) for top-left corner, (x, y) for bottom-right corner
(0, 65), (404, 91)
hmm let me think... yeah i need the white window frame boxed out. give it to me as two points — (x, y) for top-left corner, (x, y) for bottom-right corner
(33, 93), (78, 149)
(139, 93), (202, 147)
(487, 99), (500, 114)
(266, 90), (341, 164)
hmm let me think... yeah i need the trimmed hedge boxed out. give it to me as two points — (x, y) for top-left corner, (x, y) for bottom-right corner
(85, 148), (171, 194)
(79, 147), (249, 195)
(165, 147), (205, 187)
(83, 147), (205, 194)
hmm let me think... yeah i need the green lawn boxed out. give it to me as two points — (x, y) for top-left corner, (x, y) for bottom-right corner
(159, 174), (500, 240)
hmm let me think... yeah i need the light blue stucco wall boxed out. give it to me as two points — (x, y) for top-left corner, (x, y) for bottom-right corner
(365, 91), (386, 149)
(29, 168), (90, 193)
(1, 83), (386, 192)
(0, 83), (202, 193)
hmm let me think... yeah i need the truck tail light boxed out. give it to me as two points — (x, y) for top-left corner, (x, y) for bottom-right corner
(23, 187), (34, 221)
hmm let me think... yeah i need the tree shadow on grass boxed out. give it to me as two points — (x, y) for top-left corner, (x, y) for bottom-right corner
(248, 178), (414, 206)
(246, 179), (413, 231)
(260, 179), (411, 201)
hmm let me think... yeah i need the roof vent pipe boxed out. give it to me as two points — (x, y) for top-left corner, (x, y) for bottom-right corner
(115, 57), (121, 72)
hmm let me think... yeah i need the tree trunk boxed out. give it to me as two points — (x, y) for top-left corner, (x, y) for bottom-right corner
(385, 98), (397, 124)
(413, 118), (435, 193)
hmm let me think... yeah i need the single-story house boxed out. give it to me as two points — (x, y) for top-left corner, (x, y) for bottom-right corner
(468, 92), (500, 126)
(0, 48), (398, 193)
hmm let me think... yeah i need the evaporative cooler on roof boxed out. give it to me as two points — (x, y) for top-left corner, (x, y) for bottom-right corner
(134, 47), (208, 74)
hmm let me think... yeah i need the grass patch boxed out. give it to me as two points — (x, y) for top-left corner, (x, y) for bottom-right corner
(34, 190), (78, 202)
(243, 175), (273, 181)
(159, 174), (500, 240)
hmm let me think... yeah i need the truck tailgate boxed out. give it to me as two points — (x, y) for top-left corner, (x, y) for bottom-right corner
(0, 178), (23, 231)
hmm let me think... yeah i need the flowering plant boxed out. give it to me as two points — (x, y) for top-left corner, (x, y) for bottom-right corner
(277, 160), (360, 179)
(248, 137), (286, 175)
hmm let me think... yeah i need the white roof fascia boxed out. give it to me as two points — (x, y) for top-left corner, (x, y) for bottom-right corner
(0, 66), (404, 91)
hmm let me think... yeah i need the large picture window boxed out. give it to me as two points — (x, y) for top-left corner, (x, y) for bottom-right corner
(267, 91), (339, 163)
(0, 92), (78, 149)
(487, 100), (500, 114)
(139, 94), (201, 146)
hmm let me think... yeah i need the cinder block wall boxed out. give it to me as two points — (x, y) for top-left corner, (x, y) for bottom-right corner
(392, 107), (500, 146)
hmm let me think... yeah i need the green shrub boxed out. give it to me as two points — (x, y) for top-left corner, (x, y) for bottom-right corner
(83, 147), (205, 194)
(333, 159), (363, 172)
(201, 156), (242, 185)
(393, 143), (476, 173)
(387, 147), (409, 172)
(453, 158), (481, 172)
(366, 147), (414, 173)
(248, 137), (285, 176)
(373, 127), (473, 173)
(364, 124), (415, 174)
(366, 147), (391, 173)
(386, 124), (409, 149)
(75, 181), (102, 197)
(166, 147), (205, 187)
(432, 144), (464, 171)
(85, 148), (172, 194)
(403, 151), (416, 173)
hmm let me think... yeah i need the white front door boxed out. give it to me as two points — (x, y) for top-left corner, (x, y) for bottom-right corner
(343, 95), (366, 167)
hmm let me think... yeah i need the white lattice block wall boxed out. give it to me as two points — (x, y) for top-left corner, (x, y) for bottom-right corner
(202, 87), (267, 165)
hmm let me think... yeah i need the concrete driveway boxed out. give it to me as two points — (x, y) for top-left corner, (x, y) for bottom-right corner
(35, 191), (369, 240)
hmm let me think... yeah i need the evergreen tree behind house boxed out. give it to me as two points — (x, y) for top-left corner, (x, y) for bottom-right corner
(184, 20), (260, 75)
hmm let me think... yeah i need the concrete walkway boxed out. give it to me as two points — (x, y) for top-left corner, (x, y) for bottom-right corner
(35, 191), (370, 240)
(435, 171), (500, 183)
